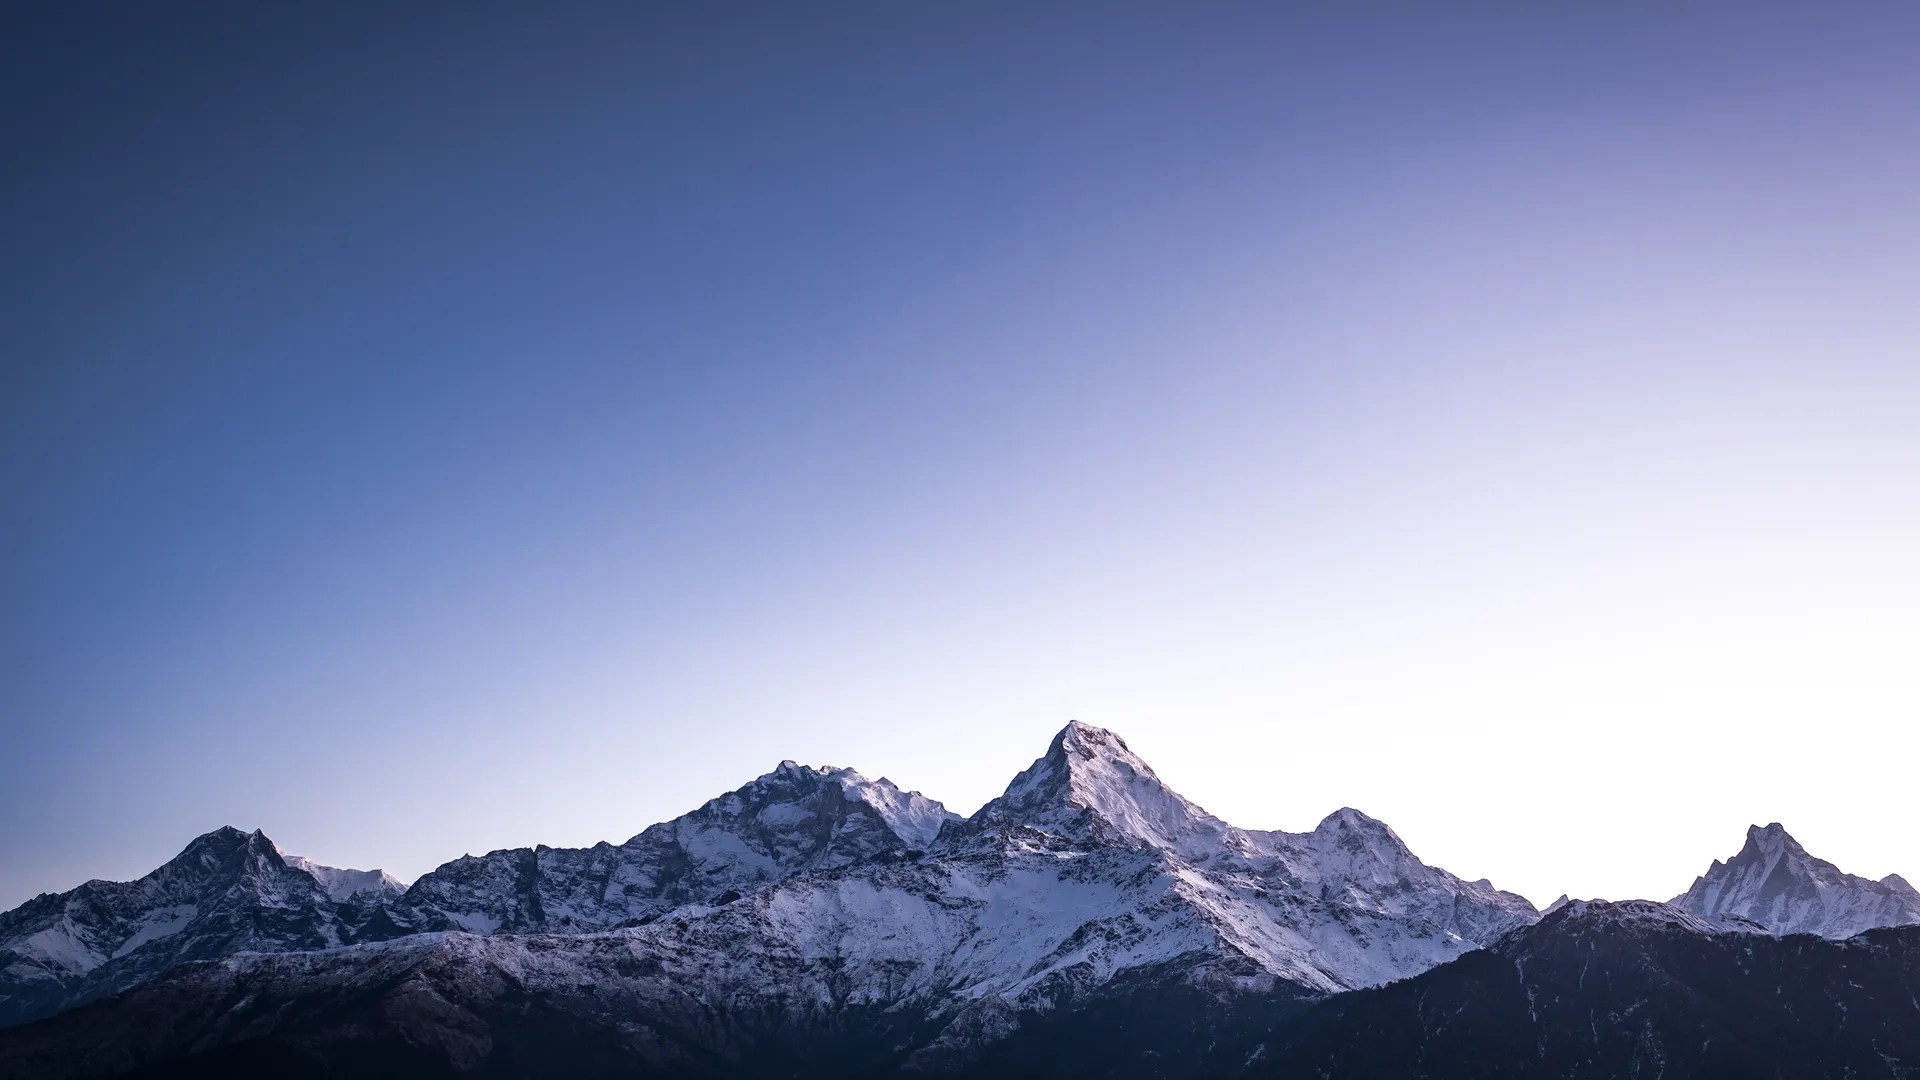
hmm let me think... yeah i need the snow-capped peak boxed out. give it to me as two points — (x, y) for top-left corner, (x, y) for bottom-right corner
(1671, 823), (1920, 939)
(0, 825), (391, 1028)
(1310, 806), (1414, 855)
(962, 721), (1238, 857)
(391, 758), (960, 938)
(1300, 807), (1431, 888)
(3, 725), (1551, 1037)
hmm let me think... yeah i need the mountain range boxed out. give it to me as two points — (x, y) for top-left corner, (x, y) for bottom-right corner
(2, 721), (1915, 1078)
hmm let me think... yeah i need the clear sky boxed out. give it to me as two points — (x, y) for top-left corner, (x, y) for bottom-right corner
(4, 2), (1918, 912)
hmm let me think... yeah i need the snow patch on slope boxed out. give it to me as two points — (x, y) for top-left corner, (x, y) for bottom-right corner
(280, 855), (406, 904)
(826, 768), (956, 849)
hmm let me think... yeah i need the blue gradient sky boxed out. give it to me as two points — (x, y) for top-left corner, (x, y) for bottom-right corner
(4, 3), (1919, 910)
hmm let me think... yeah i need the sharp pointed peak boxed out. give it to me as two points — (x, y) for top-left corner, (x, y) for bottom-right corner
(1672, 821), (1920, 937)
(163, 826), (288, 883)
(1742, 822), (1806, 858)
(1053, 719), (1124, 750)
(961, 721), (1233, 856)
(1048, 721), (1156, 771)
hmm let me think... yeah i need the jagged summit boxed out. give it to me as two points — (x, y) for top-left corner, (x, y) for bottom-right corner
(160, 827), (401, 910)
(0, 826), (392, 1029)
(392, 756), (960, 936)
(754, 761), (956, 850)
(172, 825), (276, 873)
(1672, 822), (1920, 939)
(3, 722), (1542, 1042)
(645, 757), (959, 858)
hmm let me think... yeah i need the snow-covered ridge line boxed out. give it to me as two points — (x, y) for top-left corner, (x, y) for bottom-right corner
(8, 721), (1918, 1042)
(278, 853), (407, 903)
(386, 759), (962, 937)
(0, 722), (1533, 1030)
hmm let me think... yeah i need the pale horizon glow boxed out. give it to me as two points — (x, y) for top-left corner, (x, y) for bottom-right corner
(3, 4), (1918, 912)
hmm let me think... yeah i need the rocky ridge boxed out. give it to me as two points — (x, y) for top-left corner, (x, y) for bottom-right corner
(0, 828), (396, 1029)
(0, 722), (1534, 1055)
(6, 725), (1920, 1077)
(391, 761), (959, 935)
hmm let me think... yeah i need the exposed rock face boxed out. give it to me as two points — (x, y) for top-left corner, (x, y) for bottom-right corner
(0, 723), (1544, 1077)
(390, 761), (958, 934)
(11, 726), (1920, 1077)
(1671, 822), (1920, 938)
(0, 828), (397, 1029)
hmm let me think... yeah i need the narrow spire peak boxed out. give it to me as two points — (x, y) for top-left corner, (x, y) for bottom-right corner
(1672, 822), (1920, 937)
(1742, 822), (1804, 859)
